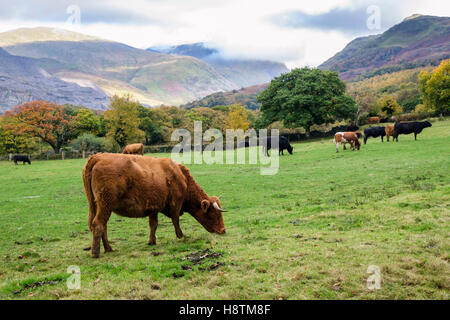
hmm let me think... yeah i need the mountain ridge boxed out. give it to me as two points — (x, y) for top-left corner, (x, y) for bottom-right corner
(319, 15), (450, 80)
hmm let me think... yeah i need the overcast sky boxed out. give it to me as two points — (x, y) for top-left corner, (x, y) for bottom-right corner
(1, 0), (449, 68)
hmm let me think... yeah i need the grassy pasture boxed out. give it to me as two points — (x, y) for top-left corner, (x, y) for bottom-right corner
(0, 120), (449, 300)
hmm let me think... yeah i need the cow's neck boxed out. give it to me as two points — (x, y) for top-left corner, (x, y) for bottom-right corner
(180, 166), (208, 220)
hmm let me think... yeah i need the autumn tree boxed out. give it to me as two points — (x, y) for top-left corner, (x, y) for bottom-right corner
(104, 95), (144, 148)
(419, 59), (450, 116)
(377, 96), (403, 117)
(225, 104), (250, 131)
(3, 101), (74, 153)
(258, 67), (357, 134)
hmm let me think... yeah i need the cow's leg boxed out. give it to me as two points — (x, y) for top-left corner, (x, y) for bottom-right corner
(91, 206), (111, 258)
(414, 133), (417, 140)
(171, 211), (184, 239)
(381, 136), (384, 142)
(343, 143), (347, 150)
(102, 224), (113, 253)
(148, 213), (158, 245)
(335, 142), (340, 153)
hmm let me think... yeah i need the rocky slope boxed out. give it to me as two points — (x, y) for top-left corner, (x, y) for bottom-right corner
(0, 48), (109, 113)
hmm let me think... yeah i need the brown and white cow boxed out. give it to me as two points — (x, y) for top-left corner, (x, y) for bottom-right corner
(82, 153), (227, 258)
(334, 132), (361, 153)
(122, 143), (144, 155)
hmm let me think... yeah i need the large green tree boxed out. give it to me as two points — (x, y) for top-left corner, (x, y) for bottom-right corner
(257, 67), (357, 134)
(137, 105), (167, 145)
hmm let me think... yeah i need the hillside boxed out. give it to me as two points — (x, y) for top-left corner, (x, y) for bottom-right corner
(181, 83), (268, 110)
(346, 66), (434, 114)
(319, 15), (450, 80)
(149, 42), (289, 88)
(0, 28), (239, 107)
(0, 48), (109, 113)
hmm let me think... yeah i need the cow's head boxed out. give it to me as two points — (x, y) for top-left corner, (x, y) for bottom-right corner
(287, 145), (293, 155)
(355, 138), (361, 150)
(423, 121), (432, 128)
(198, 196), (227, 234)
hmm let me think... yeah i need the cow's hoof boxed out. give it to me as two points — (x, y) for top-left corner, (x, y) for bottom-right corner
(91, 253), (100, 258)
(148, 241), (156, 246)
(104, 248), (113, 253)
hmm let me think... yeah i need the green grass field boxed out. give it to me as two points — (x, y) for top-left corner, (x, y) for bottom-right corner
(0, 120), (449, 300)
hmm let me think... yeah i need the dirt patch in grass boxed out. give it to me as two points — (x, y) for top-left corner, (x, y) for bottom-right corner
(181, 249), (223, 264)
(180, 249), (225, 272)
(13, 278), (64, 295)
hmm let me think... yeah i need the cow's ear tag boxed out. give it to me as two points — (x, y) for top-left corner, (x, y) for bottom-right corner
(201, 200), (210, 213)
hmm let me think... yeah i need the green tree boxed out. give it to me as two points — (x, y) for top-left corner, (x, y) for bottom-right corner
(419, 59), (450, 116)
(257, 67), (357, 134)
(0, 119), (36, 155)
(137, 105), (167, 145)
(73, 108), (100, 136)
(104, 95), (144, 148)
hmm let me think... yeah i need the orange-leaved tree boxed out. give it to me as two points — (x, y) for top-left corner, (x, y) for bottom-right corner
(3, 101), (74, 154)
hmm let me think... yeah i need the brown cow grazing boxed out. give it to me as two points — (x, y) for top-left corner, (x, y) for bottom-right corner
(334, 132), (361, 153)
(385, 124), (396, 142)
(122, 143), (144, 155)
(82, 153), (227, 258)
(367, 116), (380, 124)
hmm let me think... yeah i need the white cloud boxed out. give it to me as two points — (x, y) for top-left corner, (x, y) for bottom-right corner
(0, 0), (449, 68)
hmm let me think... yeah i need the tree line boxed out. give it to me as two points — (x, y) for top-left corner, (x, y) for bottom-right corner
(1, 61), (447, 156)
(0, 95), (255, 155)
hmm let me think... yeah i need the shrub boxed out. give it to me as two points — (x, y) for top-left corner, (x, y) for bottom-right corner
(100, 137), (121, 153)
(70, 134), (103, 152)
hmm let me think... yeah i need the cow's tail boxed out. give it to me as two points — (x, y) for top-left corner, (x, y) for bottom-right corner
(82, 155), (98, 231)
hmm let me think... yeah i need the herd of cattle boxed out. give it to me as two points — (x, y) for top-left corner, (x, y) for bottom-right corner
(8, 120), (433, 258)
(334, 120), (432, 153)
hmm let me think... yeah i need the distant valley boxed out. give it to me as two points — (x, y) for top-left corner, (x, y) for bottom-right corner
(0, 28), (288, 113)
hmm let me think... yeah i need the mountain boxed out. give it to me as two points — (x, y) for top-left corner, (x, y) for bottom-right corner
(0, 27), (238, 107)
(181, 83), (268, 110)
(319, 15), (450, 80)
(0, 48), (109, 113)
(149, 42), (289, 88)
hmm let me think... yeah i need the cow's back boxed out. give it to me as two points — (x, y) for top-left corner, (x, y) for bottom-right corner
(86, 154), (186, 217)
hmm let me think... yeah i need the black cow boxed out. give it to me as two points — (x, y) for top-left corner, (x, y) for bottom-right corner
(380, 118), (389, 123)
(363, 126), (386, 144)
(393, 121), (432, 141)
(263, 136), (293, 156)
(13, 155), (31, 165)
(346, 124), (359, 132)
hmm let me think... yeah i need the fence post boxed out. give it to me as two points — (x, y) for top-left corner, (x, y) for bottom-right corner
(62, 151), (65, 160)
(8, 153), (12, 161)
(82, 150), (86, 159)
